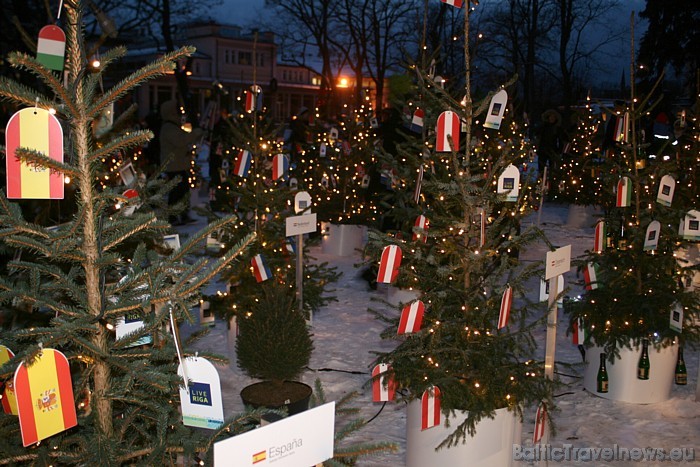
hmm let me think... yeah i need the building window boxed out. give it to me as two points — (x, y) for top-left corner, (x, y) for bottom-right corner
(257, 54), (265, 67)
(224, 49), (230, 64)
(238, 51), (252, 65)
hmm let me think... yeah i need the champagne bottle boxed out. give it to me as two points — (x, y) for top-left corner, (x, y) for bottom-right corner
(675, 346), (687, 385)
(638, 338), (650, 380)
(597, 353), (609, 393)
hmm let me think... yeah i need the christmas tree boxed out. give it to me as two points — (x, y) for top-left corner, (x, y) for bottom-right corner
(0, 3), (258, 464)
(364, 12), (552, 448)
(566, 70), (700, 358)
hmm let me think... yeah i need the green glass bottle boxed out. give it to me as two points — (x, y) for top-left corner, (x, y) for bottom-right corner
(675, 346), (687, 386)
(638, 339), (650, 380)
(597, 353), (609, 393)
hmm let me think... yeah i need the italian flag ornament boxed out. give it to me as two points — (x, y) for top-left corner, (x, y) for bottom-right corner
(36, 25), (66, 71)
(616, 176), (632, 208)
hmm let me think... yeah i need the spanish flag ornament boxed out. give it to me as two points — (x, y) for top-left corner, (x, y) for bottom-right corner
(5, 107), (64, 199)
(0, 345), (18, 415)
(14, 348), (77, 446)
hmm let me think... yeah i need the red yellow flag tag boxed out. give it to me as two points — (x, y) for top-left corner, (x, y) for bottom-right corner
(14, 348), (77, 446)
(0, 345), (18, 415)
(5, 107), (64, 199)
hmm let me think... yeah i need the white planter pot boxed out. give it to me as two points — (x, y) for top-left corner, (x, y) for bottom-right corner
(566, 204), (603, 229)
(378, 284), (421, 307)
(406, 403), (521, 467)
(583, 341), (677, 404)
(321, 223), (367, 256)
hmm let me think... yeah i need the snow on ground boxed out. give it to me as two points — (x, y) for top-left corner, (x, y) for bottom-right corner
(180, 195), (700, 466)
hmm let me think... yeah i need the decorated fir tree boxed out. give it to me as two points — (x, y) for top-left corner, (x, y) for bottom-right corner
(364, 16), (552, 449)
(566, 73), (700, 361)
(0, 3), (258, 464)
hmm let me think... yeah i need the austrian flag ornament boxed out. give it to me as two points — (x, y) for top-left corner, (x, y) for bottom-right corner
(377, 245), (402, 284)
(398, 300), (425, 335)
(594, 220), (606, 253)
(533, 401), (547, 444)
(421, 386), (441, 430)
(371, 363), (396, 402)
(413, 215), (429, 242)
(498, 285), (513, 329)
(6, 107), (65, 199)
(440, 0), (463, 8)
(436, 110), (460, 152)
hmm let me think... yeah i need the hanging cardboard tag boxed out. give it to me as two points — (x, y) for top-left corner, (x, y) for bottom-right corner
(37, 25), (66, 71)
(178, 356), (224, 429)
(483, 89), (508, 130)
(435, 110), (459, 152)
(656, 175), (675, 206)
(680, 210), (700, 241)
(14, 348), (77, 446)
(497, 164), (520, 202)
(643, 220), (661, 251)
(6, 107), (64, 199)
(116, 310), (153, 347)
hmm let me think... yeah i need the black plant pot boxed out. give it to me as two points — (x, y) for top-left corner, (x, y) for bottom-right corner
(240, 381), (312, 416)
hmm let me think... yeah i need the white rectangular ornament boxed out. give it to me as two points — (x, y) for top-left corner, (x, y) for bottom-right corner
(540, 276), (564, 306)
(214, 402), (335, 466)
(178, 356), (224, 429)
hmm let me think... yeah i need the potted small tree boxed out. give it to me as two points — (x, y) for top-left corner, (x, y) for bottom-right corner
(237, 282), (314, 415)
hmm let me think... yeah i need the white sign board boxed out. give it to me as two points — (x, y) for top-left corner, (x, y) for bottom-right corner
(545, 245), (571, 280)
(214, 402), (335, 466)
(286, 213), (317, 237)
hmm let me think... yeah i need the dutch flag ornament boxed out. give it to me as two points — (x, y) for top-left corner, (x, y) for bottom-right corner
(372, 363), (396, 402)
(498, 285), (513, 329)
(377, 245), (402, 284)
(272, 153), (289, 181)
(398, 300), (425, 335)
(234, 150), (251, 177)
(421, 386), (441, 430)
(435, 110), (460, 152)
(410, 109), (424, 133)
(251, 254), (272, 283)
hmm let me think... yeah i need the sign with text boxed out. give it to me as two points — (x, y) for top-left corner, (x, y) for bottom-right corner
(545, 245), (571, 280)
(178, 356), (224, 430)
(214, 401), (335, 466)
(286, 213), (317, 237)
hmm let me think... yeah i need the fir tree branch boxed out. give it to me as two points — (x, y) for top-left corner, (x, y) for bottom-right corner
(88, 130), (154, 165)
(88, 47), (196, 121)
(11, 147), (80, 178)
(101, 215), (159, 252)
(3, 52), (78, 116)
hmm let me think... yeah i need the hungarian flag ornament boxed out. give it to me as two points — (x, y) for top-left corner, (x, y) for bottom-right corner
(498, 285), (513, 329)
(420, 386), (441, 430)
(583, 263), (599, 290)
(533, 401), (547, 444)
(0, 345), (18, 415)
(371, 363), (396, 402)
(251, 254), (272, 282)
(616, 176), (632, 208)
(233, 150), (251, 177)
(435, 110), (460, 152)
(397, 300), (425, 335)
(6, 107), (64, 199)
(14, 348), (77, 446)
(413, 215), (429, 242)
(377, 245), (402, 284)
(272, 153), (289, 181)
(36, 25), (66, 71)
(572, 317), (586, 345)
